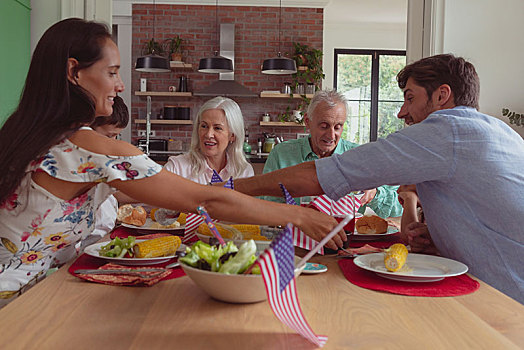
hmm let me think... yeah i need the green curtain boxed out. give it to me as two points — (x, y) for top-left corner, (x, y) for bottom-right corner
(0, 0), (31, 126)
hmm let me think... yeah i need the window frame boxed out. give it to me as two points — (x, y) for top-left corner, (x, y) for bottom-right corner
(334, 48), (406, 142)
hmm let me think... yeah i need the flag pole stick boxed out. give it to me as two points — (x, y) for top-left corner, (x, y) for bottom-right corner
(296, 215), (351, 271)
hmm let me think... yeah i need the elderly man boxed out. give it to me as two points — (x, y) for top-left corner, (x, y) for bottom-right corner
(262, 90), (403, 219)
(234, 54), (524, 304)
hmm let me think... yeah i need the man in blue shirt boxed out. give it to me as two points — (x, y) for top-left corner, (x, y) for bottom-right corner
(234, 54), (524, 303)
(261, 90), (403, 218)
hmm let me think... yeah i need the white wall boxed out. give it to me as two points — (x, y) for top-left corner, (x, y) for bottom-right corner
(323, 0), (408, 89)
(31, 0), (112, 53)
(438, 0), (524, 137)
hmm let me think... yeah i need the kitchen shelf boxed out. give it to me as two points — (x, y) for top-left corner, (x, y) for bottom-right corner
(135, 119), (192, 125)
(259, 121), (305, 127)
(170, 62), (192, 69)
(135, 91), (192, 97)
(259, 92), (314, 99)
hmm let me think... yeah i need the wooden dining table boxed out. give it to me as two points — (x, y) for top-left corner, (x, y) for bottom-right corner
(0, 243), (522, 350)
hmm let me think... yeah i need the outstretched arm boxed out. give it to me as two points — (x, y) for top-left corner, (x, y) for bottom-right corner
(111, 169), (345, 250)
(234, 161), (324, 198)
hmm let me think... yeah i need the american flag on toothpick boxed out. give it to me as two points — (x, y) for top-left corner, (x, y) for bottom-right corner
(279, 184), (324, 255)
(310, 194), (362, 216)
(257, 225), (328, 347)
(182, 171), (233, 243)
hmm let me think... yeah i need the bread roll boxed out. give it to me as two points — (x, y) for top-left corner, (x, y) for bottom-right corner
(355, 215), (388, 234)
(117, 204), (147, 227)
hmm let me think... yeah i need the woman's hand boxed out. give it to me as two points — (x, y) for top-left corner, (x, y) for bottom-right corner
(293, 207), (345, 250)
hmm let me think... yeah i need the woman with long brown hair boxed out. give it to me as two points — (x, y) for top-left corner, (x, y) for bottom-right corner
(0, 18), (342, 308)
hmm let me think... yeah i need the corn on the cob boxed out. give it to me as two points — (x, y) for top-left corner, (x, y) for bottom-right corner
(177, 213), (187, 225)
(133, 236), (181, 258)
(150, 208), (159, 221)
(197, 223), (262, 240)
(384, 243), (408, 272)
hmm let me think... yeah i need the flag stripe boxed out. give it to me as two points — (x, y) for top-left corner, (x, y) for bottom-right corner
(258, 250), (327, 346)
(257, 227), (327, 347)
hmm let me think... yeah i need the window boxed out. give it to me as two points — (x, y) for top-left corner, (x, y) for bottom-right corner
(334, 49), (406, 144)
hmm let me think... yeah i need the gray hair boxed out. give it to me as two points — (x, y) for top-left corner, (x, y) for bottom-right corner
(306, 89), (348, 120)
(188, 96), (250, 178)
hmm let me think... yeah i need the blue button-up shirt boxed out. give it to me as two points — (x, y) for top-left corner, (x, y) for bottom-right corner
(317, 106), (524, 303)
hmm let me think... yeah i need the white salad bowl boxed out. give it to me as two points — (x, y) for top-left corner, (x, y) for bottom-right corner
(181, 256), (306, 304)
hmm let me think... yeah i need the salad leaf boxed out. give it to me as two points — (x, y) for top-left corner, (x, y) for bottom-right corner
(180, 240), (259, 274)
(219, 240), (256, 274)
(99, 236), (136, 258)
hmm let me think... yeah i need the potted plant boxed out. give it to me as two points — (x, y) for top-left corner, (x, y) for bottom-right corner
(291, 42), (325, 92)
(142, 38), (164, 56)
(502, 108), (523, 127)
(282, 42), (324, 125)
(164, 36), (184, 62)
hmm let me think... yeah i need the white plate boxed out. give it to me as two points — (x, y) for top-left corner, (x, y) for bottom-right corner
(121, 218), (185, 234)
(84, 240), (186, 266)
(349, 226), (399, 240)
(354, 253), (468, 282)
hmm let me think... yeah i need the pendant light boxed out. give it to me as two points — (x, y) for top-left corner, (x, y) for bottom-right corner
(198, 0), (233, 73)
(261, 0), (297, 75)
(135, 0), (170, 72)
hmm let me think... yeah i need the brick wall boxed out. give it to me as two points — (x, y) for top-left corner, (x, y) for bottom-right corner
(131, 4), (323, 151)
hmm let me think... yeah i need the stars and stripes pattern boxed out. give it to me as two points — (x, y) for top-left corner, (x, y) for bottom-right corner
(257, 225), (328, 347)
(182, 171), (234, 243)
(279, 184), (323, 255)
(310, 193), (362, 216)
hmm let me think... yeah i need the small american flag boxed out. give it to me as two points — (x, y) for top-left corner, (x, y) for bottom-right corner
(257, 225), (328, 347)
(279, 184), (323, 255)
(311, 194), (362, 216)
(210, 169), (223, 184)
(182, 172), (234, 243)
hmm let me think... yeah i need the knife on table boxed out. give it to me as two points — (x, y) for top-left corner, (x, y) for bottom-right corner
(74, 268), (166, 277)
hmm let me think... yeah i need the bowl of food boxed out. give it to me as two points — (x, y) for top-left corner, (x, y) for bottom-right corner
(180, 240), (305, 303)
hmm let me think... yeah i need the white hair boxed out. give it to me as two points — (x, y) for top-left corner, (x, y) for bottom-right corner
(188, 96), (250, 178)
(306, 89), (348, 121)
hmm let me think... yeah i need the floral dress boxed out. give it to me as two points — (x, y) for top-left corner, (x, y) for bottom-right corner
(0, 134), (162, 308)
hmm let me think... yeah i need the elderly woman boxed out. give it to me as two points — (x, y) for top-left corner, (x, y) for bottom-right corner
(0, 18), (341, 308)
(164, 97), (254, 183)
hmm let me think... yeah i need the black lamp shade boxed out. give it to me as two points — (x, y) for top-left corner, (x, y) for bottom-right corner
(135, 54), (170, 72)
(261, 56), (297, 75)
(198, 55), (233, 73)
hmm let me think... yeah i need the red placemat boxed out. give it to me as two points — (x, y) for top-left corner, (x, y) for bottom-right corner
(68, 253), (185, 286)
(338, 259), (479, 297)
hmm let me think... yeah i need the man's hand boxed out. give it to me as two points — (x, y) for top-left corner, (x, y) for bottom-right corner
(359, 189), (377, 205)
(405, 222), (438, 254)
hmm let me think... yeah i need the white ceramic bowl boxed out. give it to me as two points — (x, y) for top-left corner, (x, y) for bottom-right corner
(181, 256), (305, 304)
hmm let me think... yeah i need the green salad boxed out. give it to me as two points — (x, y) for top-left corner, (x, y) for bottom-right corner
(99, 236), (136, 258)
(180, 240), (261, 275)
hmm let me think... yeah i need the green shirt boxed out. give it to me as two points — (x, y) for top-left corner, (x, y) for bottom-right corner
(261, 137), (403, 218)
